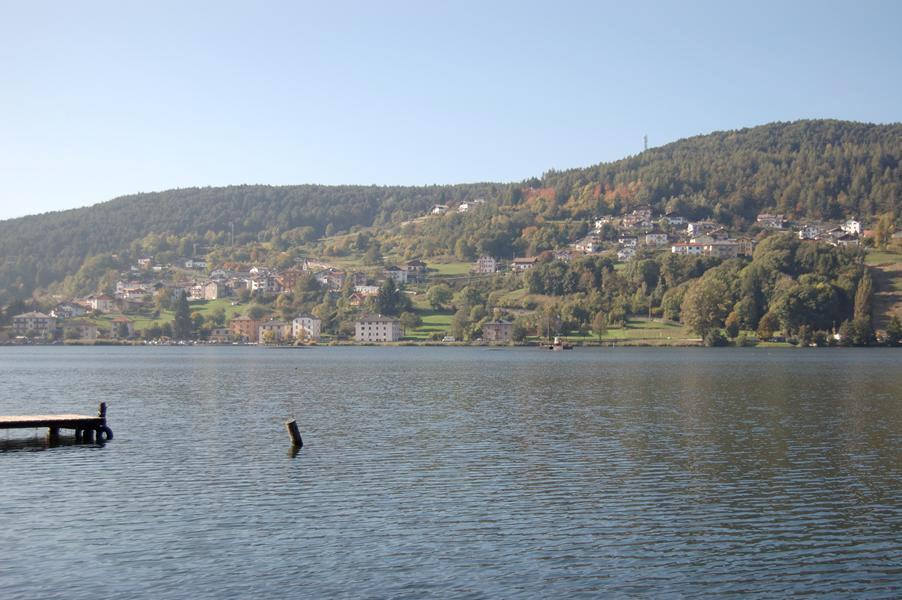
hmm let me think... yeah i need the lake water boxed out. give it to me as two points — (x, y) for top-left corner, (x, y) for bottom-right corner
(0, 347), (900, 598)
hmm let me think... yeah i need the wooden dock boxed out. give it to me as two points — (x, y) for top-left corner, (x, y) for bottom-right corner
(0, 402), (113, 444)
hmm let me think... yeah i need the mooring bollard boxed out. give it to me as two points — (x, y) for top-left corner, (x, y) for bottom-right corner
(285, 419), (303, 448)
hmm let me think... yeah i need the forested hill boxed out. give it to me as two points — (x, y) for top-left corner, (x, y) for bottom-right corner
(0, 183), (505, 301)
(1, 119), (899, 302)
(539, 119), (900, 224)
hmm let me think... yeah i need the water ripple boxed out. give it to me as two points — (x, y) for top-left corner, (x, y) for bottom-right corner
(0, 346), (900, 599)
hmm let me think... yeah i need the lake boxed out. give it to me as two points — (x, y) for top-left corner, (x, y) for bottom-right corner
(0, 347), (900, 598)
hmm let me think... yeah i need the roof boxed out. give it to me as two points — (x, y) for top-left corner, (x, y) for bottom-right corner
(13, 311), (52, 319)
(358, 314), (400, 323)
(484, 320), (512, 326)
(512, 257), (538, 263)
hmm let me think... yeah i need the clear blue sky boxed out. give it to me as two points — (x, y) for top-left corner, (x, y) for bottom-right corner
(1, 0), (900, 220)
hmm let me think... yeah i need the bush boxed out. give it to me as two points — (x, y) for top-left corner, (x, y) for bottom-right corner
(704, 330), (729, 347)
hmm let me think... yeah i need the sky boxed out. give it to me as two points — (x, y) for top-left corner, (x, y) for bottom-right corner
(0, 0), (900, 221)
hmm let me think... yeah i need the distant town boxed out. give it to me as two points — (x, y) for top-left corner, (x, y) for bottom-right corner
(1, 205), (898, 347)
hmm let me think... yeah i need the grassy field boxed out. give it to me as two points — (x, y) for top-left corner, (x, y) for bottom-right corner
(867, 246), (902, 328)
(865, 247), (902, 266)
(87, 298), (246, 332)
(406, 310), (453, 340)
(429, 261), (474, 277)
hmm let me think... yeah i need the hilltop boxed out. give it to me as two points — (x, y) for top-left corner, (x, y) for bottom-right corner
(0, 119), (899, 305)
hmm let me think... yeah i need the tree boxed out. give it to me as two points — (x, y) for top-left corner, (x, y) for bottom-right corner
(426, 284), (453, 310)
(886, 314), (902, 346)
(511, 320), (528, 342)
(173, 292), (192, 340)
(400, 311), (421, 331)
(796, 324), (812, 347)
(703, 330), (728, 347)
(680, 276), (729, 337)
(450, 309), (470, 341)
(724, 311), (740, 339)
(854, 271), (873, 323)
(874, 212), (895, 249)
(592, 311), (608, 342)
(247, 305), (268, 320)
(756, 311), (779, 341)
(364, 243), (383, 266)
(374, 278), (409, 316)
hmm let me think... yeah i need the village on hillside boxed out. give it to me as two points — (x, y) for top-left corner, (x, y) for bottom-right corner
(1, 206), (898, 347)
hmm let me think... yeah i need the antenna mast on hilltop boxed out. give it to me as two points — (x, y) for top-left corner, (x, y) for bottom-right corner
(644, 134), (648, 152)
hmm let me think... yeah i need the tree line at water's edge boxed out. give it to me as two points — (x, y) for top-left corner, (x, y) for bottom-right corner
(0, 119), (899, 305)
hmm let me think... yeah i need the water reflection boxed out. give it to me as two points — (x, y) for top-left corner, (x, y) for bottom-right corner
(0, 434), (106, 452)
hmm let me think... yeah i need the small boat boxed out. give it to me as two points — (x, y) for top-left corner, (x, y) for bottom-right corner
(546, 336), (573, 351)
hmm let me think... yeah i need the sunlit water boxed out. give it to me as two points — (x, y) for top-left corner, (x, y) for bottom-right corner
(0, 346), (900, 598)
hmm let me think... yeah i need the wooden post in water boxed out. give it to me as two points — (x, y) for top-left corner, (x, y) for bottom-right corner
(48, 427), (59, 445)
(285, 419), (303, 448)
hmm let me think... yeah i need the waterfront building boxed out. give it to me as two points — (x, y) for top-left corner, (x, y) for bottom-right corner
(292, 315), (322, 341)
(355, 314), (402, 342)
(62, 320), (98, 340)
(259, 320), (292, 343)
(482, 320), (514, 343)
(230, 316), (265, 343)
(12, 312), (55, 338)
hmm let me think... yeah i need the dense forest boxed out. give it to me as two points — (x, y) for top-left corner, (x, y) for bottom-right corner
(0, 119), (899, 303)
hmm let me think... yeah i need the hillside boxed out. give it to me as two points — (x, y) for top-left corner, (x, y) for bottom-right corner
(0, 119), (899, 302)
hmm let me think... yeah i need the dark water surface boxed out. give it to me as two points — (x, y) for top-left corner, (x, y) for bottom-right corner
(0, 347), (900, 598)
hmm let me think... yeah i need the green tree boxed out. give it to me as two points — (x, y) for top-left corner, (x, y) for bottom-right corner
(724, 310), (740, 339)
(374, 278), (409, 316)
(796, 324), (813, 347)
(680, 277), (729, 337)
(885, 314), (902, 346)
(364, 243), (383, 266)
(756, 311), (779, 341)
(399, 311), (422, 331)
(854, 271), (873, 323)
(426, 284), (453, 310)
(173, 291), (193, 340)
(873, 212), (895, 249)
(592, 311), (608, 342)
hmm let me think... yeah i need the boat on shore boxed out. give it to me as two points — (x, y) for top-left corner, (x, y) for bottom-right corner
(546, 336), (573, 351)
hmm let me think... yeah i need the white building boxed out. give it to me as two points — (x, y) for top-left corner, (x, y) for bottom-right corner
(383, 266), (408, 285)
(457, 199), (485, 213)
(292, 315), (322, 341)
(756, 213), (785, 229)
(644, 232), (668, 246)
(841, 219), (862, 236)
(671, 242), (706, 255)
(355, 314), (402, 342)
(354, 285), (380, 297)
(617, 247), (637, 262)
(185, 259), (208, 270)
(12, 312), (55, 338)
(474, 256), (498, 274)
(258, 320), (292, 344)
